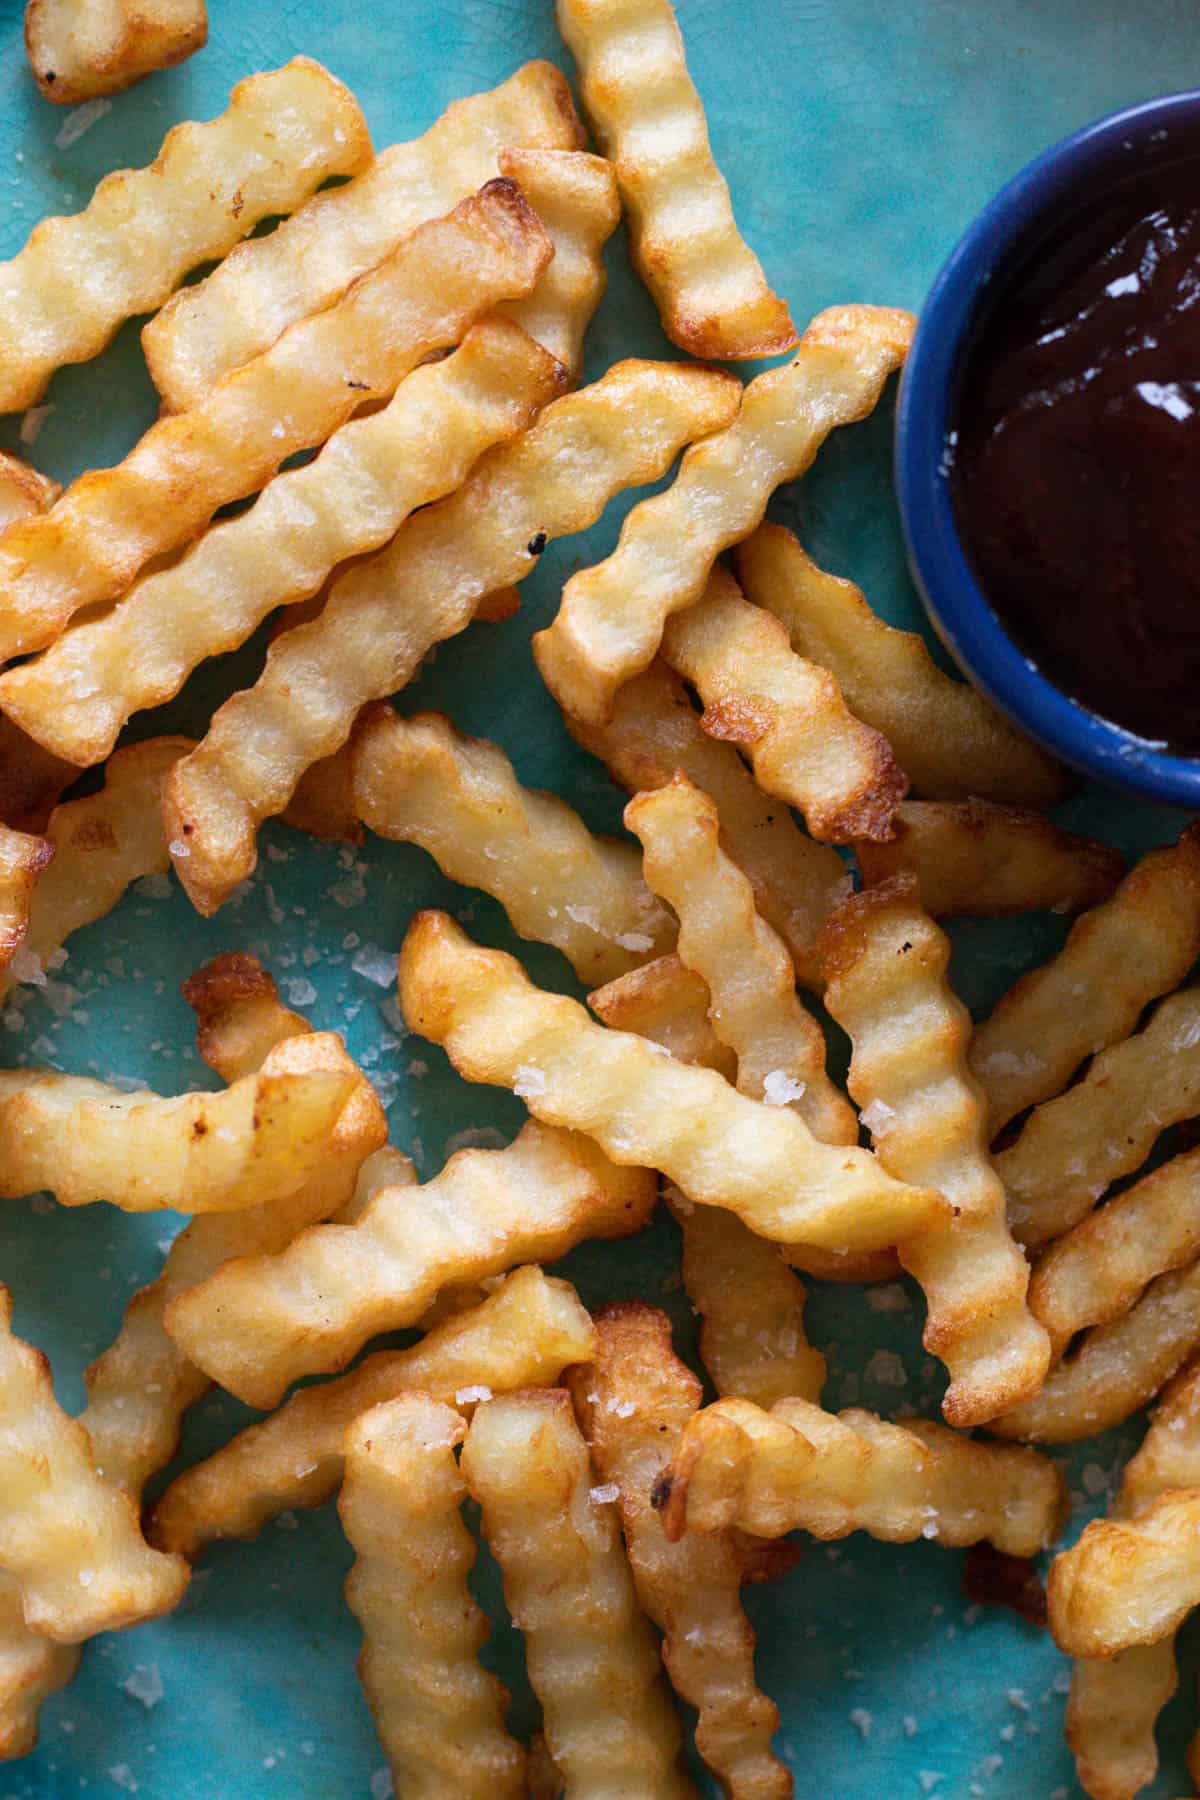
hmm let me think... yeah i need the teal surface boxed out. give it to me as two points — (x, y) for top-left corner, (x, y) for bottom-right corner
(0, 1), (1196, 1795)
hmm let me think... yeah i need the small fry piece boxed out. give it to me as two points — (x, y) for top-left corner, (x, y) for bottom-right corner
(0, 453), (59, 529)
(734, 523), (1067, 808)
(145, 61), (586, 411)
(0, 1573), (78, 1761)
(998, 985), (1200, 1251)
(181, 950), (311, 1083)
(969, 825), (1200, 1135)
(533, 304), (913, 724)
(351, 706), (674, 983)
(625, 774), (855, 1143)
(1050, 1489), (1200, 1659)
(399, 911), (947, 1252)
(990, 1262), (1200, 1442)
(0, 1061), (354, 1213)
(0, 827), (52, 978)
(821, 877), (1050, 1425)
(3, 319), (564, 767)
(0, 1287), (187, 1642)
(498, 147), (619, 375)
(568, 661), (851, 991)
(589, 953), (736, 1078)
(555, 0), (795, 360)
(0, 58), (370, 414)
(165, 1121), (653, 1409)
(570, 1303), (792, 1798)
(661, 566), (907, 843)
(162, 357), (740, 913)
(675, 1201), (826, 1407)
(340, 1397), (527, 1799)
(149, 1265), (595, 1558)
(0, 736), (189, 1001)
(25, 0), (206, 102)
(658, 1394), (1066, 1556)
(0, 180), (552, 666)
(461, 1388), (695, 1798)
(856, 800), (1124, 918)
(1030, 1148), (1200, 1353)
(0, 715), (76, 836)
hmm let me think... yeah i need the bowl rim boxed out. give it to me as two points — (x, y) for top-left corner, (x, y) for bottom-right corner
(895, 85), (1200, 809)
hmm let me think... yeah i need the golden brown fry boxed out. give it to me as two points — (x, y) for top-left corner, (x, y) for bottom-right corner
(998, 985), (1200, 1252)
(1050, 1489), (1200, 1659)
(462, 1387), (695, 1798)
(0, 736), (189, 1002)
(990, 1261), (1200, 1442)
(969, 825), (1200, 1135)
(0, 827), (52, 978)
(400, 910), (947, 1252)
(534, 304), (913, 725)
(568, 662), (850, 991)
(0, 715), (76, 836)
(0, 1287), (187, 1643)
(149, 1265), (595, 1558)
(659, 1394), (1066, 1556)
(165, 1120), (652, 1409)
(675, 1200), (825, 1408)
(626, 774), (855, 1143)
(181, 951), (312, 1083)
(661, 566), (907, 843)
(0, 1573), (78, 1761)
(0, 180), (551, 667)
(0, 1060), (353, 1213)
(0, 58), (370, 414)
(4, 320), (563, 768)
(588, 953), (737, 1078)
(145, 61), (585, 411)
(821, 877), (1050, 1425)
(555, 0), (795, 360)
(856, 799), (1125, 918)
(162, 358), (740, 915)
(498, 147), (619, 375)
(351, 706), (674, 984)
(734, 522), (1067, 808)
(25, 0), (206, 102)
(340, 1397), (527, 1799)
(0, 453), (59, 529)
(570, 1303), (792, 1798)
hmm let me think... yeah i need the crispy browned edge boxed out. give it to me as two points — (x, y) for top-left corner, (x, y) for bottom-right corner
(0, 829), (54, 966)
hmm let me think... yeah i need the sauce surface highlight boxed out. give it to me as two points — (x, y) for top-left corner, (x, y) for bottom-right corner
(953, 155), (1200, 751)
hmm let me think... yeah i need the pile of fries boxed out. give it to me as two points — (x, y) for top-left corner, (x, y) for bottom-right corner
(1, 3), (1195, 1795)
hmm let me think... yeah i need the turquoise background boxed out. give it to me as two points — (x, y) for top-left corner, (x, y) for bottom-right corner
(0, 1), (1197, 1794)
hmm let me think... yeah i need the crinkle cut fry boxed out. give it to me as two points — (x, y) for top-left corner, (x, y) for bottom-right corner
(1050, 1488), (1200, 1659)
(0, 178), (552, 667)
(555, 0), (795, 361)
(160, 357), (741, 915)
(589, 954), (737, 1079)
(990, 1261), (1200, 1442)
(461, 1387), (696, 1798)
(0, 736), (190, 1003)
(144, 60), (586, 411)
(498, 147), (620, 375)
(350, 705), (675, 985)
(0, 57), (370, 413)
(569, 1302), (793, 1798)
(968, 824), (1200, 1136)
(0, 1286), (187, 1643)
(2, 318), (565, 768)
(660, 565), (907, 844)
(0, 1061), (354, 1213)
(0, 1573), (79, 1761)
(164, 1120), (653, 1409)
(997, 984), (1200, 1253)
(148, 1265), (595, 1558)
(399, 910), (948, 1253)
(733, 522), (1068, 809)
(657, 1395), (1066, 1557)
(567, 661), (850, 992)
(856, 800), (1124, 919)
(624, 773), (856, 1144)
(820, 876), (1050, 1425)
(339, 1397), (527, 1799)
(24, 0), (207, 102)
(0, 827), (52, 977)
(533, 303), (914, 726)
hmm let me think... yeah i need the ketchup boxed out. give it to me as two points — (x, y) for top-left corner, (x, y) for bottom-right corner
(953, 155), (1200, 751)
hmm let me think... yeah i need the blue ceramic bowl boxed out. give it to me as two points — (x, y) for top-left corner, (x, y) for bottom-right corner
(895, 89), (1200, 808)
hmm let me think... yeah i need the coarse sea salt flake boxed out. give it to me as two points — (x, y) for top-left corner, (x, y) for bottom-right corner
(455, 1385), (493, 1406)
(860, 1097), (895, 1136)
(55, 99), (111, 148)
(919, 1775), (943, 1795)
(369, 1771), (393, 1800)
(589, 1483), (619, 1505)
(762, 1069), (807, 1106)
(513, 1064), (547, 1099)
(123, 1666), (163, 1709)
(849, 1708), (872, 1740)
(352, 945), (395, 988)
